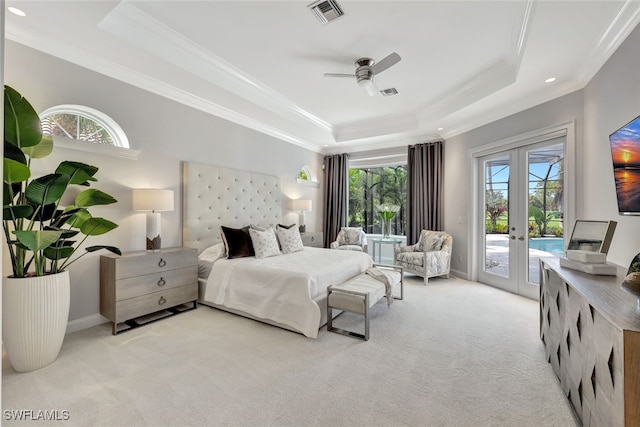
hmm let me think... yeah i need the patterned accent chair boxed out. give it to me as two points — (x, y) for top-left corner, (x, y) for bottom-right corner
(394, 230), (452, 284)
(330, 227), (368, 253)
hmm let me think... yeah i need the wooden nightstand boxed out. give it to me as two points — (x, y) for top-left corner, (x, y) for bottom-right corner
(100, 247), (198, 335)
(300, 231), (323, 248)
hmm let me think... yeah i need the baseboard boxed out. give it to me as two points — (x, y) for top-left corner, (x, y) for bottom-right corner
(66, 314), (109, 335)
(450, 268), (468, 280)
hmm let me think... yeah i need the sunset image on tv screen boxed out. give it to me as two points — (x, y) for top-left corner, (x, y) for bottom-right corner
(610, 115), (640, 214)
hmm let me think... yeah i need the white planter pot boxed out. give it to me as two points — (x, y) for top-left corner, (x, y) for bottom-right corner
(2, 271), (70, 372)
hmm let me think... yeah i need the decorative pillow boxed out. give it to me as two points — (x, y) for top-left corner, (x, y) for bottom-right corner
(199, 243), (226, 262)
(277, 223), (296, 229)
(276, 224), (304, 254)
(418, 231), (446, 252)
(198, 243), (225, 279)
(341, 227), (363, 245)
(220, 225), (255, 259)
(249, 227), (281, 259)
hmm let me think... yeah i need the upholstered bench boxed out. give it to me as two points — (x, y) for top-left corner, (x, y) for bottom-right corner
(327, 264), (403, 341)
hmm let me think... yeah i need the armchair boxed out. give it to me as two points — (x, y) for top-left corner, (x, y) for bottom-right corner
(330, 227), (368, 252)
(394, 230), (452, 284)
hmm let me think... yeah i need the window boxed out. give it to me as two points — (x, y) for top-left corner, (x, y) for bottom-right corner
(40, 105), (129, 148)
(348, 165), (407, 235)
(296, 165), (319, 187)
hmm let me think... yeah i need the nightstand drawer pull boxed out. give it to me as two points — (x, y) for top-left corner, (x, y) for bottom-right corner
(157, 277), (166, 287)
(158, 258), (167, 267)
(158, 296), (167, 306)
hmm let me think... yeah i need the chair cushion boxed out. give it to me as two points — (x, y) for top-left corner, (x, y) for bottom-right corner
(337, 227), (364, 246)
(337, 244), (364, 252)
(417, 230), (447, 252)
(396, 252), (423, 267)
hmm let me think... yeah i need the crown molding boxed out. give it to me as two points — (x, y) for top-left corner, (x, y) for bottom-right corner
(574, 0), (640, 85)
(4, 29), (322, 154)
(334, 114), (418, 143)
(99, 2), (332, 135)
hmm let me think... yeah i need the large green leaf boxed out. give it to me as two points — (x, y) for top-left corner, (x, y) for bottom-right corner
(3, 158), (30, 183)
(3, 204), (33, 220)
(22, 134), (54, 159)
(13, 230), (62, 252)
(25, 173), (70, 206)
(4, 140), (27, 164)
(43, 243), (75, 261)
(79, 217), (118, 236)
(55, 161), (98, 185)
(66, 208), (91, 229)
(85, 245), (121, 256)
(75, 188), (117, 207)
(4, 85), (43, 149)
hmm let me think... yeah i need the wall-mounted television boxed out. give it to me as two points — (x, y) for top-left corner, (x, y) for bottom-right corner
(609, 114), (640, 215)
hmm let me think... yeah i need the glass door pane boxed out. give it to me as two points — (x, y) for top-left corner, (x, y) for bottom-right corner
(484, 155), (511, 278)
(526, 143), (565, 285)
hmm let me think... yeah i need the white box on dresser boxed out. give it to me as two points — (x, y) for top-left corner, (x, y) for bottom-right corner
(540, 257), (640, 426)
(100, 247), (198, 335)
(301, 232), (323, 248)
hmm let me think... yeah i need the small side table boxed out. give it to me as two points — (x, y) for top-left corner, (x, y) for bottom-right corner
(371, 238), (403, 263)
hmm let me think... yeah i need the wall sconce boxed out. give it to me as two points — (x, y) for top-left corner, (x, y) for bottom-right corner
(290, 199), (312, 233)
(132, 188), (174, 250)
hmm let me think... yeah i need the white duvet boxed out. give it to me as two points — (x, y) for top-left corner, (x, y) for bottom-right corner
(202, 247), (373, 338)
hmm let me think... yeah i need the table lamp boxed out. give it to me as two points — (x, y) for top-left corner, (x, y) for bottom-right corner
(132, 188), (174, 250)
(291, 199), (312, 233)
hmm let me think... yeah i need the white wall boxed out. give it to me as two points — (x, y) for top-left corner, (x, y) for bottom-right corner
(4, 41), (324, 326)
(444, 91), (584, 278)
(582, 23), (640, 269)
(445, 23), (640, 278)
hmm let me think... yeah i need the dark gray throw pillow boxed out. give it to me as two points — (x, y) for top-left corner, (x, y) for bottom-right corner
(220, 225), (255, 259)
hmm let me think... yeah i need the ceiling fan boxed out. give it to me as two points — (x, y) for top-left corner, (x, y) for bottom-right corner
(324, 52), (401, 96)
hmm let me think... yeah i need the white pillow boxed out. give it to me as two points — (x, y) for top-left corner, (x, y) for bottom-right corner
(276, 225), (304, 254)
(198, 243), (226, 278)
(249, 227), (281, 259)
(199, 243), (226, 262)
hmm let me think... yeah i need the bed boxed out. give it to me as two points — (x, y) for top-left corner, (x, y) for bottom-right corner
(182, 161), (373, 337)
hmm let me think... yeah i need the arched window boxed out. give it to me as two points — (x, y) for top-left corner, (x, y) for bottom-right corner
(39, 105), (129, 148)
(297, 165), (319, 188)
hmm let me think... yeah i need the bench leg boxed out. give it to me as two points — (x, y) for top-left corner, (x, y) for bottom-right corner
(364, 294), (369, 341)
(327, 292), (370, 341)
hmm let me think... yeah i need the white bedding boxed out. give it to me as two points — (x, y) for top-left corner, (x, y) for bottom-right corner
(202, 247), (373, 338)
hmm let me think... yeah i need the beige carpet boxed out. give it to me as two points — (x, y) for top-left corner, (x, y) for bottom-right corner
(2, 276), (577, 426)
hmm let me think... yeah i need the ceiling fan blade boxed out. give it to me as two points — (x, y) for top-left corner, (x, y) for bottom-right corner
(323, 73), (355, 78)
(371, 52), (401, 75)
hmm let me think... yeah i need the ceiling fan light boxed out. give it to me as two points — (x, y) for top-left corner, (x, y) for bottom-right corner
(358, 78), (372, 88)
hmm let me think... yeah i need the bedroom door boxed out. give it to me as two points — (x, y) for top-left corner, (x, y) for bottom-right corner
(477, 139), (565, 299)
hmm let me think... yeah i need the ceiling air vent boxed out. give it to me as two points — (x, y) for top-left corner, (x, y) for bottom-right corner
(380, 88), (399, 97)
(308, 0), (345, 25)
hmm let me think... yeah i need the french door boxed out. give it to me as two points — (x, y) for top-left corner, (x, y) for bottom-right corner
(476, 139), (565, 299)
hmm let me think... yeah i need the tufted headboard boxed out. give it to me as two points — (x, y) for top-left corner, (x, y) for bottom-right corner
(182, 161), (282, 254)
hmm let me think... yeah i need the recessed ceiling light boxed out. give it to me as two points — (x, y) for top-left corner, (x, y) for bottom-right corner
(437, 127), (444, 131)
(545, 77), (556, 83)
(8, 6), (26, 17)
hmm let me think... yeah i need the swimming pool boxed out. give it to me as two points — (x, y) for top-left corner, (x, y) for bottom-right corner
(529, 237), (564, 255)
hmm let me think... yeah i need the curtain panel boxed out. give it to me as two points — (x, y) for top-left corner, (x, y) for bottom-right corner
(322, 153), (349, 248)
(407, 140), (444, 244)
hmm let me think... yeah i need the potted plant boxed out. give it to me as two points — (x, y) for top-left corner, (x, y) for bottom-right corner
(3, 85), (121, 372)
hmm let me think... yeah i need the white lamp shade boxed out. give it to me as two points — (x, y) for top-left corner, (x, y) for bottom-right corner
(132, 189), (174, 212)
(291, 199), (312, 212)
